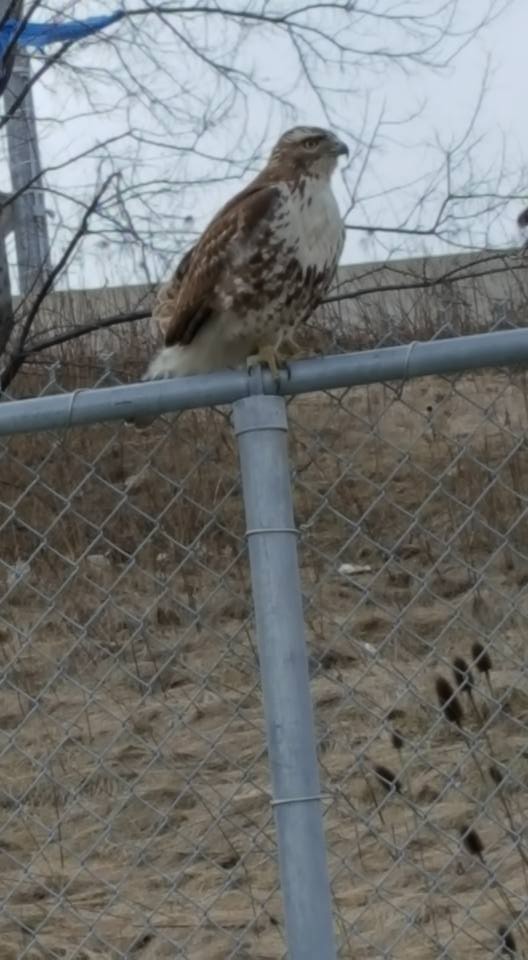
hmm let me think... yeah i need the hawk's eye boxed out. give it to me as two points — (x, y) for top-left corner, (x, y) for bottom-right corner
(303, 137), (321, 150)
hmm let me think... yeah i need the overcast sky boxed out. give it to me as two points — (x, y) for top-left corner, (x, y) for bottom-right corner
(3, 0), (528, 291)
(350, 0), (528, 258)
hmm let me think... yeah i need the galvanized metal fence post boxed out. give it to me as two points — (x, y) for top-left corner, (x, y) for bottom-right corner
(233, 393), (337, 960)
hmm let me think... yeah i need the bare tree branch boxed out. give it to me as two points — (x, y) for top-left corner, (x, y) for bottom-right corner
(1, 173), (117, 391)
(0, 0), (524, 389)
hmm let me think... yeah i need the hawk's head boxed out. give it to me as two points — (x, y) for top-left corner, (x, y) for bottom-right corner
(268, 126), (349, 179)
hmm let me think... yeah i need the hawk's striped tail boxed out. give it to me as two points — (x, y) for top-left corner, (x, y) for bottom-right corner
(126, 346), (192, 428)
(142, 345), (195, 380)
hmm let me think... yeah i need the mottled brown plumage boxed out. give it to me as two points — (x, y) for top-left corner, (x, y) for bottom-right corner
(144, 126), (348, 381)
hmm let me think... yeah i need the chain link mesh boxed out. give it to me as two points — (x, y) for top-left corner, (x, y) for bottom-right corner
(2, 295), (528, 958)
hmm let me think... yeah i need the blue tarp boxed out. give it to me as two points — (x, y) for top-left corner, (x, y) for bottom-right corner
(0, 10), (124, 58)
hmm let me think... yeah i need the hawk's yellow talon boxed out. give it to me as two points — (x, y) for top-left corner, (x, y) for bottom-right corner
(246, 345), (281, 379)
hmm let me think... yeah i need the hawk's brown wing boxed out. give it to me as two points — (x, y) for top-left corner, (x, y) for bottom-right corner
(154, 245), (197, 337)
(158, 183), (281, 348)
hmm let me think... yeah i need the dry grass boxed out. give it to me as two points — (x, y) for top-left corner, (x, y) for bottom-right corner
(2, 348), (528, 958)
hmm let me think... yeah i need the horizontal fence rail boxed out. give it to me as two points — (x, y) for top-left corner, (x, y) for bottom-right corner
(1, 327), (528, 434)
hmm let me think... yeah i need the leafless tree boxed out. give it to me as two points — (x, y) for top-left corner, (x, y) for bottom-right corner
(0, 0), (526, 391)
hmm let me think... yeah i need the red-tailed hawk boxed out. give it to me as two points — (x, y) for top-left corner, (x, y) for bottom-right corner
(144, 126), (348, 381)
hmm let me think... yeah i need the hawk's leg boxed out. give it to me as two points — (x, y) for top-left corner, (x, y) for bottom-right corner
(246, 344), (283, 379)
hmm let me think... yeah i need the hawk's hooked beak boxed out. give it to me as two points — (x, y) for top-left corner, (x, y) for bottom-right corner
(334, 138), (349, 158)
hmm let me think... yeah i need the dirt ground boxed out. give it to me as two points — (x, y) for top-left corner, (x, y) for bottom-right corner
(1, 366), (528, 959)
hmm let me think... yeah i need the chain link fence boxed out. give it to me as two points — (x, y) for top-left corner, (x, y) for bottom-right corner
(2, 300), (528, 959)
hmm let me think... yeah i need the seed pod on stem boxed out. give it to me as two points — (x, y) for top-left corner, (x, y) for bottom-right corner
(373, 764), (401, 794)
(435, 676), (463, 728)
(460, 824), (485, 864)
(498, 924), (517, 955)
(471, 641), (494, 696)
(452, 655), (481, 720)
